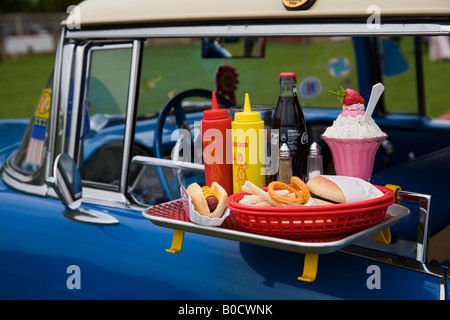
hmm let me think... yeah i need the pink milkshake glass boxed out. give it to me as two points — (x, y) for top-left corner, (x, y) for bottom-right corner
(321, 135), (387, 181)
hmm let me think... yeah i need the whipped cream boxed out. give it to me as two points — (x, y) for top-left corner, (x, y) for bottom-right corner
(322, 114), (387, 139)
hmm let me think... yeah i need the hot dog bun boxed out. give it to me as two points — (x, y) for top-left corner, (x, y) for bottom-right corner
(210, 182), (228, 218)
(186, 182), (228, 218)
(306, 176), (346, 204)
(186, 183), (210, 216)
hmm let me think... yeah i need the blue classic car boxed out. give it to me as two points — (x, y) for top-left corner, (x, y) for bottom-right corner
(1, 0), (449, 301)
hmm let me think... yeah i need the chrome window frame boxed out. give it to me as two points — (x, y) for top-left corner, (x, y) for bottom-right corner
(65, 22), (450, 40)
(62, 40), (143, 207)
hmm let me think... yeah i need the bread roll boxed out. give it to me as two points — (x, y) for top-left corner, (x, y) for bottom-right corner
(186, 183), (210, 216)
(306, 176), (346, 203)
(311, 197), (336, 206)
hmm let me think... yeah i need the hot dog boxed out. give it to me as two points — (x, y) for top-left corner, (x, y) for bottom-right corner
(186, 182), (228, 218)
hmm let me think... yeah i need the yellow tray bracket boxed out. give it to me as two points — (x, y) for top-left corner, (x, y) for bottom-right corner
(298, 253), (319, 282)
(385, 184), (402, 204)
(372, 227), (391, 244)
(166, 229), (185, 253)
(372, 184), (401, 245)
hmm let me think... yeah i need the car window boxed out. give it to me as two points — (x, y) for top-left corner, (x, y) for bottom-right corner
(381, 35), (450, 119)
(138, 38), (218, 115)
(80, 45), (133, 190)
(423, 35), (450, 120)
(137, 37), (358, 113)
(381, 37), (418, 114)
(263, 37), (358, 109)
(138, 36), (448, 119)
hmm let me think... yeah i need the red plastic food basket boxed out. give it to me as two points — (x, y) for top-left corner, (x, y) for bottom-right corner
(227, 185), (394, 239)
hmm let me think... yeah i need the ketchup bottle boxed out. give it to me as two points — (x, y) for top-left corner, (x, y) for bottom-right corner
(201, 92), (233, 195)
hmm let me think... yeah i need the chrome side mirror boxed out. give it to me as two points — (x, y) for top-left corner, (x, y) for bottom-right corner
(46, 153), (119, 225)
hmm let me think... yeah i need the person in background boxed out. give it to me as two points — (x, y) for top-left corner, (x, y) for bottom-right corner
(429, 36), (450, 62)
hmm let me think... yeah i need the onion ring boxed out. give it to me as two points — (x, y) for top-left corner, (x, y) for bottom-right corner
(291, 176), (311, 203)
(268, 181), (304, 205)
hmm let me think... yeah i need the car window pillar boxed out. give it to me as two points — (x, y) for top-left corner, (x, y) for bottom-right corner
(66, 42), (89, 162)
(46, 28), (66, 180)
(120, 39), (143, 195)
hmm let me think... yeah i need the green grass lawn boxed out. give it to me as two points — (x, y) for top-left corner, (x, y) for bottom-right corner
(1, 37), (449, 119)
(0, 53), (55, 119)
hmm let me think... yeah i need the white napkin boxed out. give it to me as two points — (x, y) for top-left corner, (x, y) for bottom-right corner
(321, 175), (384, 203)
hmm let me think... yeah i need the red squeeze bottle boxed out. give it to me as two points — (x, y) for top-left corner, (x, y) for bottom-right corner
(201, 92), (233, 195)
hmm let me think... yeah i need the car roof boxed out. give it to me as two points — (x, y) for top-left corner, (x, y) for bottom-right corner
(64, 0), (450, 27)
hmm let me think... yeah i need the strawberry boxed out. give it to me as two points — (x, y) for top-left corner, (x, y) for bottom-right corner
(329, 87), (365, 105)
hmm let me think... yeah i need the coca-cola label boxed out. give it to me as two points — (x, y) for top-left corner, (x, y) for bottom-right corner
(301, 131), (308, 145)
(279, 127), (308, 151)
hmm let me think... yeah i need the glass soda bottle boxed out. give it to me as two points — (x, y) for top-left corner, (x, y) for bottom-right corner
(271, 72), (309, 181)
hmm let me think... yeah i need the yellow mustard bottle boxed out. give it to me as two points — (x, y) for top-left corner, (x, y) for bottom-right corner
(232, 93), (266, 193)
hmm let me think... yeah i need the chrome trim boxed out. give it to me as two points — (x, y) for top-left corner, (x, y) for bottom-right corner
(66, 22), (449, 40)
(45, 28), (65, 183)
(398, 190), (432, 264)
(77, 42), (134, 195)
(82, 186), (130, 208)
(440, 274), (447, 300)
(59, 43), (76, 156)
(341, 245), (442, 278)
(45, 153), (120, 225)
(120, 40), (143, 194)
(341, 190), (439, 282)
(67, 43), (88, 159)
(1, 152), (47, 195)
(1, 161), (48, 197)
(131, 155), (205, 172)
(144, 203), (409, 255)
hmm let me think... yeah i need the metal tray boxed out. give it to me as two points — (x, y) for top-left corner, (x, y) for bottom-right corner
(143, 201), (409, 255)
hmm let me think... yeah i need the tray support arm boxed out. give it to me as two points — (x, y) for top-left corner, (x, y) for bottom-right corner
(166, 229), (185, 253)
(298, 253), (319, 282)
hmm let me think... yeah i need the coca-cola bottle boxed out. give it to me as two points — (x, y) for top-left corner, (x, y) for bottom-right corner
(270, 72), (309, 181)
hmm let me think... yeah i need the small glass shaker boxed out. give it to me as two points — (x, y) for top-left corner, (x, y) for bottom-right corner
(307, 142), (323, 181)
(279, 143), (292, 184)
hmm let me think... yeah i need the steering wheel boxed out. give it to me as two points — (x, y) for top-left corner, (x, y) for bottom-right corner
(153, 89), (235, 200)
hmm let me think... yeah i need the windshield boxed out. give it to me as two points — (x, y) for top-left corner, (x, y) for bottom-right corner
(139, 35), (450, 119)
(138, 37), (359, 114)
